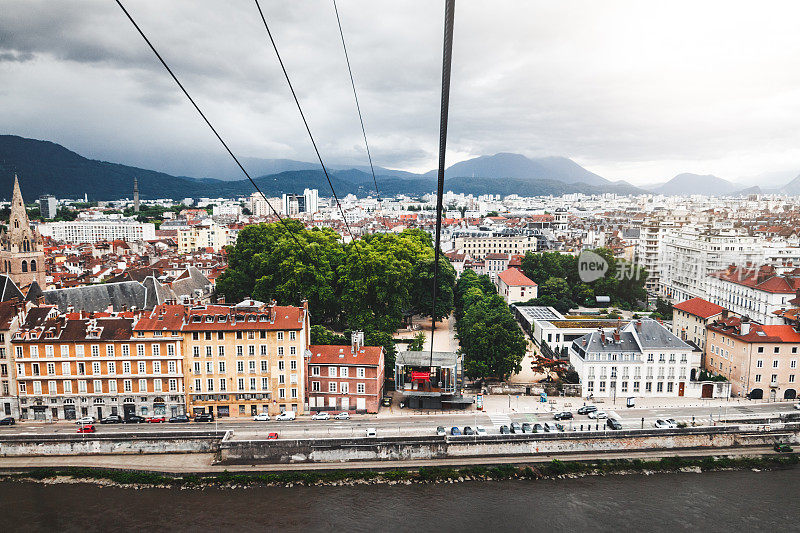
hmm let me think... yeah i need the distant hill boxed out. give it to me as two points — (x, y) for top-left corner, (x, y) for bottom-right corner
(425, 152), (610, 186)
(651, 173), (739, 196)
(0, 135), (643, 200)
(776, 173), (800, 195)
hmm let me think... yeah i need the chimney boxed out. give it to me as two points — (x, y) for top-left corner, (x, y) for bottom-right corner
(740, 316), (751, 336)
(722, 309), (729, 319)
(613, 330), (621, 344)
(599, 329), (606, 345)
(269, 300), (276, 322)
(351, 330), (364, 354)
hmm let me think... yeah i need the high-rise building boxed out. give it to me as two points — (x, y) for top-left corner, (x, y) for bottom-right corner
(38, 195), (57, 220)
(133, 178), (140, 213)
(0, 175), (47, 289)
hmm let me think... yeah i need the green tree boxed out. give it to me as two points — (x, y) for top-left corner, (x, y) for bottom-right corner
(408, 331), (426, 351)
(310, 325), (348, 345)
(412, 256), (456, 321)
(540, 277), (571, 300)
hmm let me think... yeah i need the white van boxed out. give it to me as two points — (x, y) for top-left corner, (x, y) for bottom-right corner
(276, 411), (296, 421)
(365, 427), (377, 437)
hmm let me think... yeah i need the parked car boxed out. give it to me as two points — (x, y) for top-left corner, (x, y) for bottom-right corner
(606, 418), (623, 430)
(774, 442), (793, 452)
(654, 419), (676, 429)
(77, 424), (95, 433)
(311, 412), (330, 421)
(0, 417), (15, 426)
(577, 405), (597, 415)
(521, 422), (532, 433)
(253, 412), (270, 421)
(588, 410), (607, 420)
(476, 426), (487, 436)
(125, 414), (147, 424)
(436, 426), (446, 436)
(665, 418), (678, 427)
(267, 432), (279, 440)
(543, 422), (561, 433)
(334, 412), (350, 420)
(147, 416), (166, 423)
(75, 416), (96, 425)
(510, 422), (522, 433)
(276, 411), (296, 421)
(463, 426), (475, 435)
(532, 423), (544, 433)
(499, 425), (510, 434)
(169, 414), (190, 423)
(451, 426), (462, 436)
(365, 427), (377, 437)
(100, 414), (124, 424)
(194, 413), (214, 422)
(554, 411), (573, 420)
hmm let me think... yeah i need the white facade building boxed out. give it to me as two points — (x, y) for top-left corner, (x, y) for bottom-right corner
(39, 219), (156, 244)
(706, 265), (800, 325)
(569, 319), (702, 398)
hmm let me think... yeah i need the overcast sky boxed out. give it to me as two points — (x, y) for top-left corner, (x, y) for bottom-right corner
(4, 0), (800, 185)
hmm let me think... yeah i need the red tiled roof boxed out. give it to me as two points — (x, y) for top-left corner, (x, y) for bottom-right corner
(708, 317), (800, 343)
(497, 268), (537, 287)
(307, 344), (383, 366)
(134, 304), (187, 331)
(673, 297), (726, 319)
(181, 305), (304, 331)
(712, 265), (800, 294)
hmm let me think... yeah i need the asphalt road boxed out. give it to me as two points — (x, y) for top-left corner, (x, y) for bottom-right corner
(1, 402), (796, 439)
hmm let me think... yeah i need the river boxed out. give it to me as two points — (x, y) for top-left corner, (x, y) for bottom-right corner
(2, 468), (798, 532)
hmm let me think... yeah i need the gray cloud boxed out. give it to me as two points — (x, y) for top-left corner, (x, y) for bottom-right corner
(3, 0), (800, 184)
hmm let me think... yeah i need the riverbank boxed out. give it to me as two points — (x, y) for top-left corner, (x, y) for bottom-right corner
(2, 453), (797, 490)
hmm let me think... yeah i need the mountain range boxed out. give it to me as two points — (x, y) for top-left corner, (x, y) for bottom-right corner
(2, 134), (800, 200)
(0, 135), (644, 200)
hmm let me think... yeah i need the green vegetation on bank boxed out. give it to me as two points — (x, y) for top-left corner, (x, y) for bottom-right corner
(6, 454), (797, 488)
(454, 270), (527, 380)
(519, 249), (648, 312)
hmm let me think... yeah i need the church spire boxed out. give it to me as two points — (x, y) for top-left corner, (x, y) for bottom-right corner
(9, 173), (32, 234)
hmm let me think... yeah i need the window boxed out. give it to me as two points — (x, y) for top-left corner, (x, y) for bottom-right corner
(755, 374), (762, 383)
(33, 381), (42, 394)
(236, 378), (244, 390)
(137, 344), (145, 357)
(260, 345), (267, 356)
(261, 377), (269, 390)
(599, 381), (606, 392)
(250, 378), (256, 390)
(123, 379), (132, 392)
(48, 380), (57, 395)
(793, 347), (798, 354)
(139, 379), (147, 392)
(63, 380), (72, 393)
(121, 344), (130, 357)
(774, 347), (780, 354)
(92, 380), (102, 393)
(357, 367), (365, 378)
(773, 360), (779, 368)
(312, 381), (320, 392)
(167, 344), (175, 356)
(154, 379), (163, 392)
(633, 381), (640, 392)
(220, 379), (227, 391)
(312, 366), (320, 376)
(340, 382), (349, 394)
(291, 388), (297, 398)
(219, 361), (226, 373)
(290, 360), (297, 371)
(279, 374), (285, 384)
(357, 383), (365, 394)
(169, 379), (177, 392)
(290, 331), (296, 341)
(194, 378), (201, 391)
(92, 362), (101, 375)
(45, 345), (54, 357)
(790, 375), (796, 383)
(290, 346), (296, 356)
(586, 381), (594, 392)
(329, 382), (337, 393)
(278, 360), (285, 371)
(108, 380), (117, 393)
(218, 346), (225, 357)
(168, 361), (176, 373)
(279, 388), (285, 399)
(237, 361), (244, 373)
(236, 331), (243, 340)
(206, 346), (212, 357)
(106, 345), (114, 357)
(645, 382), (652, 392)
(236, 346), (243, 357)
(47, 362), (55, 375)
(667, 382), (674, 393)
(18, 382), (26, 394)
(792, 360), (798, 369)
(106, 361), (116, 374)
(207, 378), (214, 392)
(247, 331), (255, 340)
(277, 331), (284, 341)
(621, 382), (628, 393)
(328, 366), (336, 378)
(277, 347), (284, 356)
(218, 332), (224, 340)
(248, 345), (255, 356)
(193, 346), (200, 358)
(758, 347), (764, 353)
(771, 374), (778, 384)
(757, 360), (763, 368)
(249, 360), (256, 372)
(206, 362), (213, 374)
(62, 361), (71, 375)
(61, 345), (70, 357)
(153, 361), (161, 374)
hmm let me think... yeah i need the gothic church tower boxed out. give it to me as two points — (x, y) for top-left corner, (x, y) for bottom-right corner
(0, 175), (47, 289)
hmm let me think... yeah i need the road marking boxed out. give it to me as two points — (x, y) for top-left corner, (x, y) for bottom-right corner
(487, 413), (512, 427)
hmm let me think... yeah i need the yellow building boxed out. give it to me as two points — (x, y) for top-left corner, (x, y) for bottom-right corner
(138, 300), (310, 418)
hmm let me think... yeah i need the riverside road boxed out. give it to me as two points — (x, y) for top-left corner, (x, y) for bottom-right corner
(1, 401), (796, 439)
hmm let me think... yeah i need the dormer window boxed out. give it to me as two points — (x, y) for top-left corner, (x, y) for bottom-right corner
(205, 316), (213, 323)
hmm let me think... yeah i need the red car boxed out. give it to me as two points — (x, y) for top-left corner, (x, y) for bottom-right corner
(267, 432), (278, 440)
(77, 425), (95, 433)
(147, 416), (166, 423)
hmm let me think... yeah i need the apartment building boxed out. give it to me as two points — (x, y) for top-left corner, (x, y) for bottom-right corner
(452, 230), (542, 260)
(307, 332), (385, 413)
(13, 310), (185, 421)
(706, 265), (800, 325)
(177, 221), (233, 253)
(659, 226), (765, 302)
(179, 300), (310, 418)
(484, 253), (510, 280)
(705, 316), (800, 400)
(39, 218), (156, 244)
(569, 319), (703, 398)
(0, 300), (28, 418)
(672, 297), (727, 350)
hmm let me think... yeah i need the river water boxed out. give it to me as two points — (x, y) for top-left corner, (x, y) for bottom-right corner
(2, 468), (798, 532)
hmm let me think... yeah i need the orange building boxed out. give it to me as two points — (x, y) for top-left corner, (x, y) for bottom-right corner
(13, 309), (185, 421)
